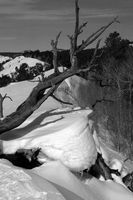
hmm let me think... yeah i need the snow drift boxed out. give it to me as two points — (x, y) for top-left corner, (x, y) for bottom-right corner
(1, 108), (97, 172)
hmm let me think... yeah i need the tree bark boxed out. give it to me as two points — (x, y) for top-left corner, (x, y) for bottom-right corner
(51, 31), (61, 74)
(0, 94), (3, 118)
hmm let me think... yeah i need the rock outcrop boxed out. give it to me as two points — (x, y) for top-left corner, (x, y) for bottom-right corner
(55, 75), (103, 108)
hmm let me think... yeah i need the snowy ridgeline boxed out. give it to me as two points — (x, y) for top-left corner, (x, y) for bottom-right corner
(0, 106), (133, 200)
(0, 55), (12, 64)
(0, 55), (45, 77)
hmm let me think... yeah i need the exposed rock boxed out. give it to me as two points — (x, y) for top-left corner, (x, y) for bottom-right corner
(55, 75), (103, 108)
(123, 172), (133, 192)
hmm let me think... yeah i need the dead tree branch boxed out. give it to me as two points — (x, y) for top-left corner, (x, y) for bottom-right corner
(73, 0), (79, 52)
(51, 94), (73, 105)
(0, 93), (12, 119)
(90, 39), (101, 65)
(3, 94), (13, 102)
(51, 31), (61, 74)
(76, 17), (119, 53)
(78, 21), (88, 35)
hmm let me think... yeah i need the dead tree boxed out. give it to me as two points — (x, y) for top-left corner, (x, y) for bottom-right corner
(0, 0), (118, 134)
(0, 93), (12, 119)
(68, 0), (119, 70)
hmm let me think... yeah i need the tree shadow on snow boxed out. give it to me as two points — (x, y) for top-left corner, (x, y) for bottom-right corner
(1, 108), (83, 141)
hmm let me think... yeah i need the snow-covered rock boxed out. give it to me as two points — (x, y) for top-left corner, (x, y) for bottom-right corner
(109, 158), (128, 178)
(1, 108), (98, 172)
(0, 56), (44, 77)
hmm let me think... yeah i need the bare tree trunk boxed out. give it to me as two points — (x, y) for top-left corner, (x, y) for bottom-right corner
(116, 79), (122, 152)
(51, 32), (61, 74)
(71, 55), (78, 70)
(0, 94), (3, 118)
(128, 81), (132, 158)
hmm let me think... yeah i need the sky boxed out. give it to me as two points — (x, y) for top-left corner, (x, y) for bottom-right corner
(0, 0), (133, 52)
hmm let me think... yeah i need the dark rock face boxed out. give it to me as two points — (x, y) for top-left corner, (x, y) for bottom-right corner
(0, 148), (42, 169)
(123, 172), (133, 192)
(84, 153), (120, 180)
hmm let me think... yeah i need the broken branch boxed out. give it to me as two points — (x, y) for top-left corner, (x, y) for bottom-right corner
(77, 17), (119, 53)
(51, 31), (62, 74)
(51, 94), (73, 105)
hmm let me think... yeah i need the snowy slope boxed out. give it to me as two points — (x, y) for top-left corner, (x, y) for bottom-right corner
(0, 158), (133, 200)
(0, 159), (65, 200)
(0, 56), (44, 77)
(33, 161), (133, 200)
(0, 80), (61, 116)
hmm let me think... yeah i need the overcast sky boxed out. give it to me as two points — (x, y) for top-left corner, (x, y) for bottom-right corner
(0, 0), (133, 52)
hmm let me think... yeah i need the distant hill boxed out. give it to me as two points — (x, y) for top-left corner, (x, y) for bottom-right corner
(0, 48), (98, 68)
(0, 52), (23, 58)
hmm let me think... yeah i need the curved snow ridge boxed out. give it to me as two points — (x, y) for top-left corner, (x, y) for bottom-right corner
(35, 117), (97, 171)
(1, 56), (44, 77)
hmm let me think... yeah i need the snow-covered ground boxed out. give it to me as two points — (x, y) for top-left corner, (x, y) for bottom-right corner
(0, 55), (44, 77)
(0, 79), (133, 199)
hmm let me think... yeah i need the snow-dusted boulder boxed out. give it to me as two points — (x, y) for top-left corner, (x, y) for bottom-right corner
(55, 75), (103, 108)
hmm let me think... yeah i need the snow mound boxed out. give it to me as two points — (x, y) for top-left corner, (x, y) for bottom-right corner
(0, 55), (12, 64)
(1, 108), (97, 172)
(0, 56), (44, 77)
